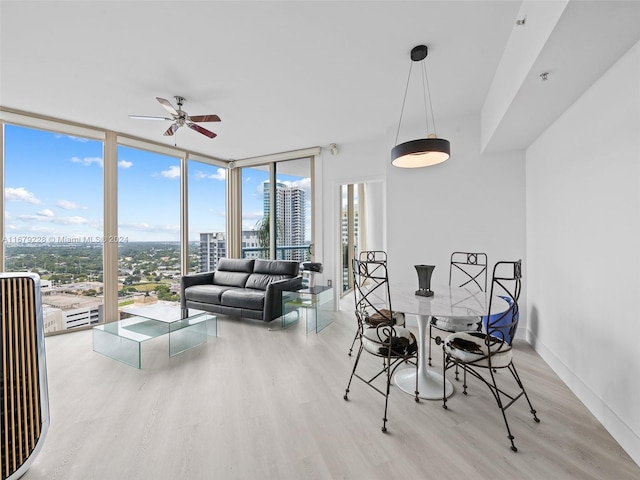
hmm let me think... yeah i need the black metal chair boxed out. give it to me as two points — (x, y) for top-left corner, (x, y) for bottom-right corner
(428, 252), (488, 366)
(441, 259), (540, 451)
(344, 254), (419, 433)
(347, 251), (405, 356)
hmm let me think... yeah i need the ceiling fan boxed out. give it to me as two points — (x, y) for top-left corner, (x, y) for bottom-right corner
(129, 96), (221, 138)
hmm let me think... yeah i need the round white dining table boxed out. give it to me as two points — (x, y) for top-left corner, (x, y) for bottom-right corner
(389, 283), (508, 400)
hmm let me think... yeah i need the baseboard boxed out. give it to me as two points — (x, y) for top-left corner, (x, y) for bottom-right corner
(526, 328), (640, 467)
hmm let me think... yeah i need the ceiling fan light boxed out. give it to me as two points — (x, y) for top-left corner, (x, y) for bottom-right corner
(391, 137), (450, 168)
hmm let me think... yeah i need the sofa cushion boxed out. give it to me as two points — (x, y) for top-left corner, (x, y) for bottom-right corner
(213, 271), (251, 287)
(246, 273), (294, 291)
(253, 259), (299, 276)
(184, 284), (234, 305)
(218, 258), (255, 273)
(212, 258), (255, 287)
(221, 288), (265, 310)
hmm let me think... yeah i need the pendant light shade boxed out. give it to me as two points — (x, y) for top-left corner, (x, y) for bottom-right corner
(391, 137), (450, 168)
(391, 45), (450, 168)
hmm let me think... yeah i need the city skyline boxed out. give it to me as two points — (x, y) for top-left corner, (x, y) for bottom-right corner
(3, 124), (310, 243)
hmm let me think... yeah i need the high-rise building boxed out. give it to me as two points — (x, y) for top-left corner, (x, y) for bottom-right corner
(199, 232), (227, 272)
(263, 181), (307, 262)
(199, 230), (262, 272)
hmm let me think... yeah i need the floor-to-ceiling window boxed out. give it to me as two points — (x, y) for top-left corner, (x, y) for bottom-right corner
(1, 111), (318, 332)
(340, 183), (361, 294)
(117, 145), (181, 306)
(241, 166), (271, 259)
(274, 158), (311, 263)
(3, 124), (105, 333)
(239, 158), (313, 262)
(188, 159), (227, 273)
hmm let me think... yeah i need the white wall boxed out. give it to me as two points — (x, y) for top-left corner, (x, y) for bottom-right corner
(526, 40), (640, 464)
(319, 136), (388, 302)
(320, 114), (527, 330)
(386, 115), (526, 306)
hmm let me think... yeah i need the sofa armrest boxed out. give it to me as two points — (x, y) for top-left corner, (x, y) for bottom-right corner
(263, 275), (303, 322)
(180, 272), (215, 308)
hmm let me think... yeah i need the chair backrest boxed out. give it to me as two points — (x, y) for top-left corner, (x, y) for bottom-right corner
(352, 251), (394, 326)
(449, 252), (488, 291)
(485, 260), (522, 348)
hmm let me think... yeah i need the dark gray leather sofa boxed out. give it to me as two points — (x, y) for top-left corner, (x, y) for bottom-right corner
(180, 258), (302, 322)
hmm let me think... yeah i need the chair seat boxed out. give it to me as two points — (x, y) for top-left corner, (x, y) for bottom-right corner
(444, 331), (512, 368)
(362, 326), (417, 357)
(366, 309), (405, 327)
(431, 315), (481, 332)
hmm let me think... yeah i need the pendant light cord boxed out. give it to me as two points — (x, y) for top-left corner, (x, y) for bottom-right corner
(394, 62), (414, 145)
(395, 57), (438, 145)
(422, 61), (437, 136)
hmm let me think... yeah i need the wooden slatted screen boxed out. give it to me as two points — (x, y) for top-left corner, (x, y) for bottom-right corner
(1, 276), (42, 480)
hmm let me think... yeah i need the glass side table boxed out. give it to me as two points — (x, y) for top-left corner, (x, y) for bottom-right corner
(282, 286), (334, 333)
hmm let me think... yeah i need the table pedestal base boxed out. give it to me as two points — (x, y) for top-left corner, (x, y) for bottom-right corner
(394, 367), (454, 400)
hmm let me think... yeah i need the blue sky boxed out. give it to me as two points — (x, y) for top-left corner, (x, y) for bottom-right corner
(4, 124), (310, 243)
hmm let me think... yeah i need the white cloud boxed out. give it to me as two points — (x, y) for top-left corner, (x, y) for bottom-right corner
(118, 160), (133, 169)
(71, 156), (103, 167)
(242, 211), (264, 230)
(259, 177), (312, 196)
(194, 168), (225, 181)
(5, 187), (41, 204)
(57, 199), (83, 210)
(17, 213), (89, 225)
(118, 222), (180, 233)
(160, 165), (180, 179)
(56, 134), (89, 143)
(63, 216), (89, 225)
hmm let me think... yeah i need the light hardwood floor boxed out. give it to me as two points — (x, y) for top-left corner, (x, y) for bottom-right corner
(22, 305), (640, 480)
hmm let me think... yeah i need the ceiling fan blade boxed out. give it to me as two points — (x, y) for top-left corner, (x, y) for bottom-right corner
(187, 122), (217, 138)
(156, 97), (179, 116)
(129, 115), (172, 121)
(189, 114), (221, 123)
(163, 124), (179, 136)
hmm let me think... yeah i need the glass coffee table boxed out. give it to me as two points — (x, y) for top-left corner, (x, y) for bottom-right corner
(93, 304), (216, 368)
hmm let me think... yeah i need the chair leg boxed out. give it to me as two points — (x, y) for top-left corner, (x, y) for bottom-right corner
(381, 358), (391, 432)
(344, 343), (364, 400)
(442, 345), (448, 409)
(348, 323), (363, 356)
(428, 323), (433, 366)
(462, 365), (468, 394)
(414, 359), (420, 403)
(486, 367), (519, 452)
(508, 363), (540, 424)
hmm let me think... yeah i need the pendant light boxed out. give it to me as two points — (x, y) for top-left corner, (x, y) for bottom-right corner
(391, 45), (450, 168)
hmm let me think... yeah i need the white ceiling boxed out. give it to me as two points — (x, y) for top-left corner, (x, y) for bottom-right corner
(1, 1), (639, 161)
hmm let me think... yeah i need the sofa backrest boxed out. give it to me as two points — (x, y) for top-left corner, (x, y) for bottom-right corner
(245, 259), (300, 291)
(253, 259), (299, 276)
(213, 258), (255, 287)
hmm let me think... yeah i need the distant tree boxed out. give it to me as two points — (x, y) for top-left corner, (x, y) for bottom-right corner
(255, 213), (283, 256)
